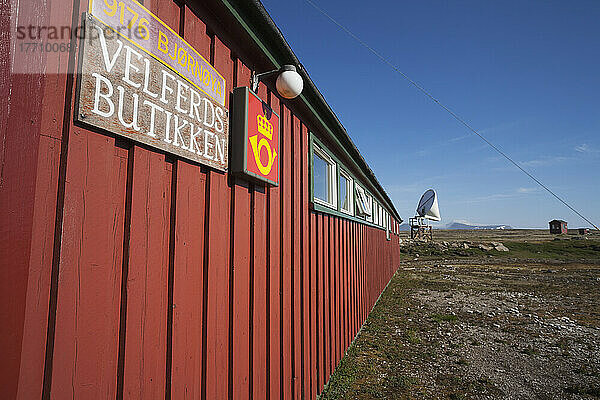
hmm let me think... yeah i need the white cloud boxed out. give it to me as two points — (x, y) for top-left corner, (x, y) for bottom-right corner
(575, 143), (599, 154)
(575, 144), (590, 153)
(520, 156), (570, 167)
(517, 187), (538, 193)
(466, 187), (540, 204)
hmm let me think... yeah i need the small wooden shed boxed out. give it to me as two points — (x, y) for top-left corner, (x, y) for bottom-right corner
(549, 219), (568, 234)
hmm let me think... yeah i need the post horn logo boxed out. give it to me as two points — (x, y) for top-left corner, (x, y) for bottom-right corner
(249, 113), (277, 176)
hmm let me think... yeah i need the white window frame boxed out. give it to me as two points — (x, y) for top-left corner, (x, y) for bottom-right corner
(373, 202), (379, 225)
(365, 195), (373, 222)
(312, 145), (337, 209)
(355, 184), (372, 221)
(385, 211), (391, 240)
(339, 169), (354, 215)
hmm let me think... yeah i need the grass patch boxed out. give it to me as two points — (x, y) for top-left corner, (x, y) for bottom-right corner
(564, 385), (600, 396)
(505, 240), (600, 261)
(399, 239), (600, 263)
(319, 271), (418, 399)
(521, 345), (539, 356)
(431, 313), (458, 323)
(406, 329), (421, 344)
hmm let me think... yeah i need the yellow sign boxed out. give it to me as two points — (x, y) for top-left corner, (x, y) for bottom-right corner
(89, 0), (226, 105)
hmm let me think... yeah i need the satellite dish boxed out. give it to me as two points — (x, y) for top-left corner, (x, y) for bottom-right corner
(416, 189), (441, 221)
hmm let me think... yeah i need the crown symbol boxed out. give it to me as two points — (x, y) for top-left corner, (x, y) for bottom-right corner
(257, 114), (273, 140)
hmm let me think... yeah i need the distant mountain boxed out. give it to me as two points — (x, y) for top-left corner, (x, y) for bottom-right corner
(399, 223), (411, 231)
(445, 222), (512, 230)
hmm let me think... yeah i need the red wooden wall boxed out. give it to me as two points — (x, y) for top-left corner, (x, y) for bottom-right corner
(0, 0), (401, 398)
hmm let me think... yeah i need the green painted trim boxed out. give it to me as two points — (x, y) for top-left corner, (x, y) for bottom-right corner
(310, 132), (389, 231)
(312, 203), (383, 230)
(219, 0), (279, 67)
(309, 131), (315, 203)
(218, 0), (402, 223)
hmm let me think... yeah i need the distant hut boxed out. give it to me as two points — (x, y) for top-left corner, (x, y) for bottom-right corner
(578, 228), (590, 235)
(549, 219), (567, 234)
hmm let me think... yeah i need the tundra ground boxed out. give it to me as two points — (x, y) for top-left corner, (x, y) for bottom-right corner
(320, 230), (600, 399)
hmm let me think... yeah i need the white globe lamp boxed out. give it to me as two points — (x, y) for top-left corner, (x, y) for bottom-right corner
(275, 65), (303, 99)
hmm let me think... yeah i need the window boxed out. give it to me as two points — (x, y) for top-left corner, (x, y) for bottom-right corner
(339, 170), (353, 215)
(373, 202), (379, 225)
(355, 185), (372, 220)
(310, 133), (395, 229)
(313, 145), (337, 208)
(385, 211), (391, 240)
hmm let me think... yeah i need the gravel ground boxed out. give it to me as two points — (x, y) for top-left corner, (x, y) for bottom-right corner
(401, 262), (600, 399)
(320, 235), (600, 400)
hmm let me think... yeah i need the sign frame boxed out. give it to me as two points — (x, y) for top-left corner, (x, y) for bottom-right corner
(230, 86), (280, 186)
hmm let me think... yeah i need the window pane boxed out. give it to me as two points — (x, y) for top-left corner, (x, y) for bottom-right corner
(339, 174), (348, 210)
(314, 152), (329, 202)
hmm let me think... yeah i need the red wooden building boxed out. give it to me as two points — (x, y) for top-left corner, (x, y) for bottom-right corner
(549, 219), (568, 234)
(1, 0), (403, 398)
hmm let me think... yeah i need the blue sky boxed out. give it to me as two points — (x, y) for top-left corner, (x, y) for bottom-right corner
(261, 0), (600, 229)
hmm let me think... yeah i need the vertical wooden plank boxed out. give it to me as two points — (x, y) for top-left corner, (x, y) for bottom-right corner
(351, 222), (356, 338)
(253, 82), (269, 400)
(231, 58), (252, 400)
(300, 124), (310, 400)
(333, 217), (338, 372)
(182, 5), (210, 56)
(337, 218), (343, 362)
(268, 92), (281, 400)
(343, 220), (349, 353)
(358, 224), (362, 329)
(345, 221), (349, 349)
(0, 5), (45, 397)
(330, 216), (336, 373)
(361, 226), (365, 326)
(353, 222), (358, 335)
(322, 215), (330, 384)
(309, 213), (318, 399)
(351, 223), (355, 337)
(339, 220), (345, 359)
(232, 176), (251, 400)
(178, 8), (211, 400)
(13, 0), (75, 392)
(50, 130), (128, 399)
(337, 219), (343, 364)
(123, 149), (171, 400)
(291, 115), (302, 399)
(252, 182), (267, 399)
(171, 162), (206, 400)
(280, 106), (292, 400)
(253, 183), (268, 399)
(4, 0), (76, 396)
(316, 213), (324, 393)
(16, 136), (60, 400)
(353, 222), (359, 336)
(205, 34), (233, 400)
